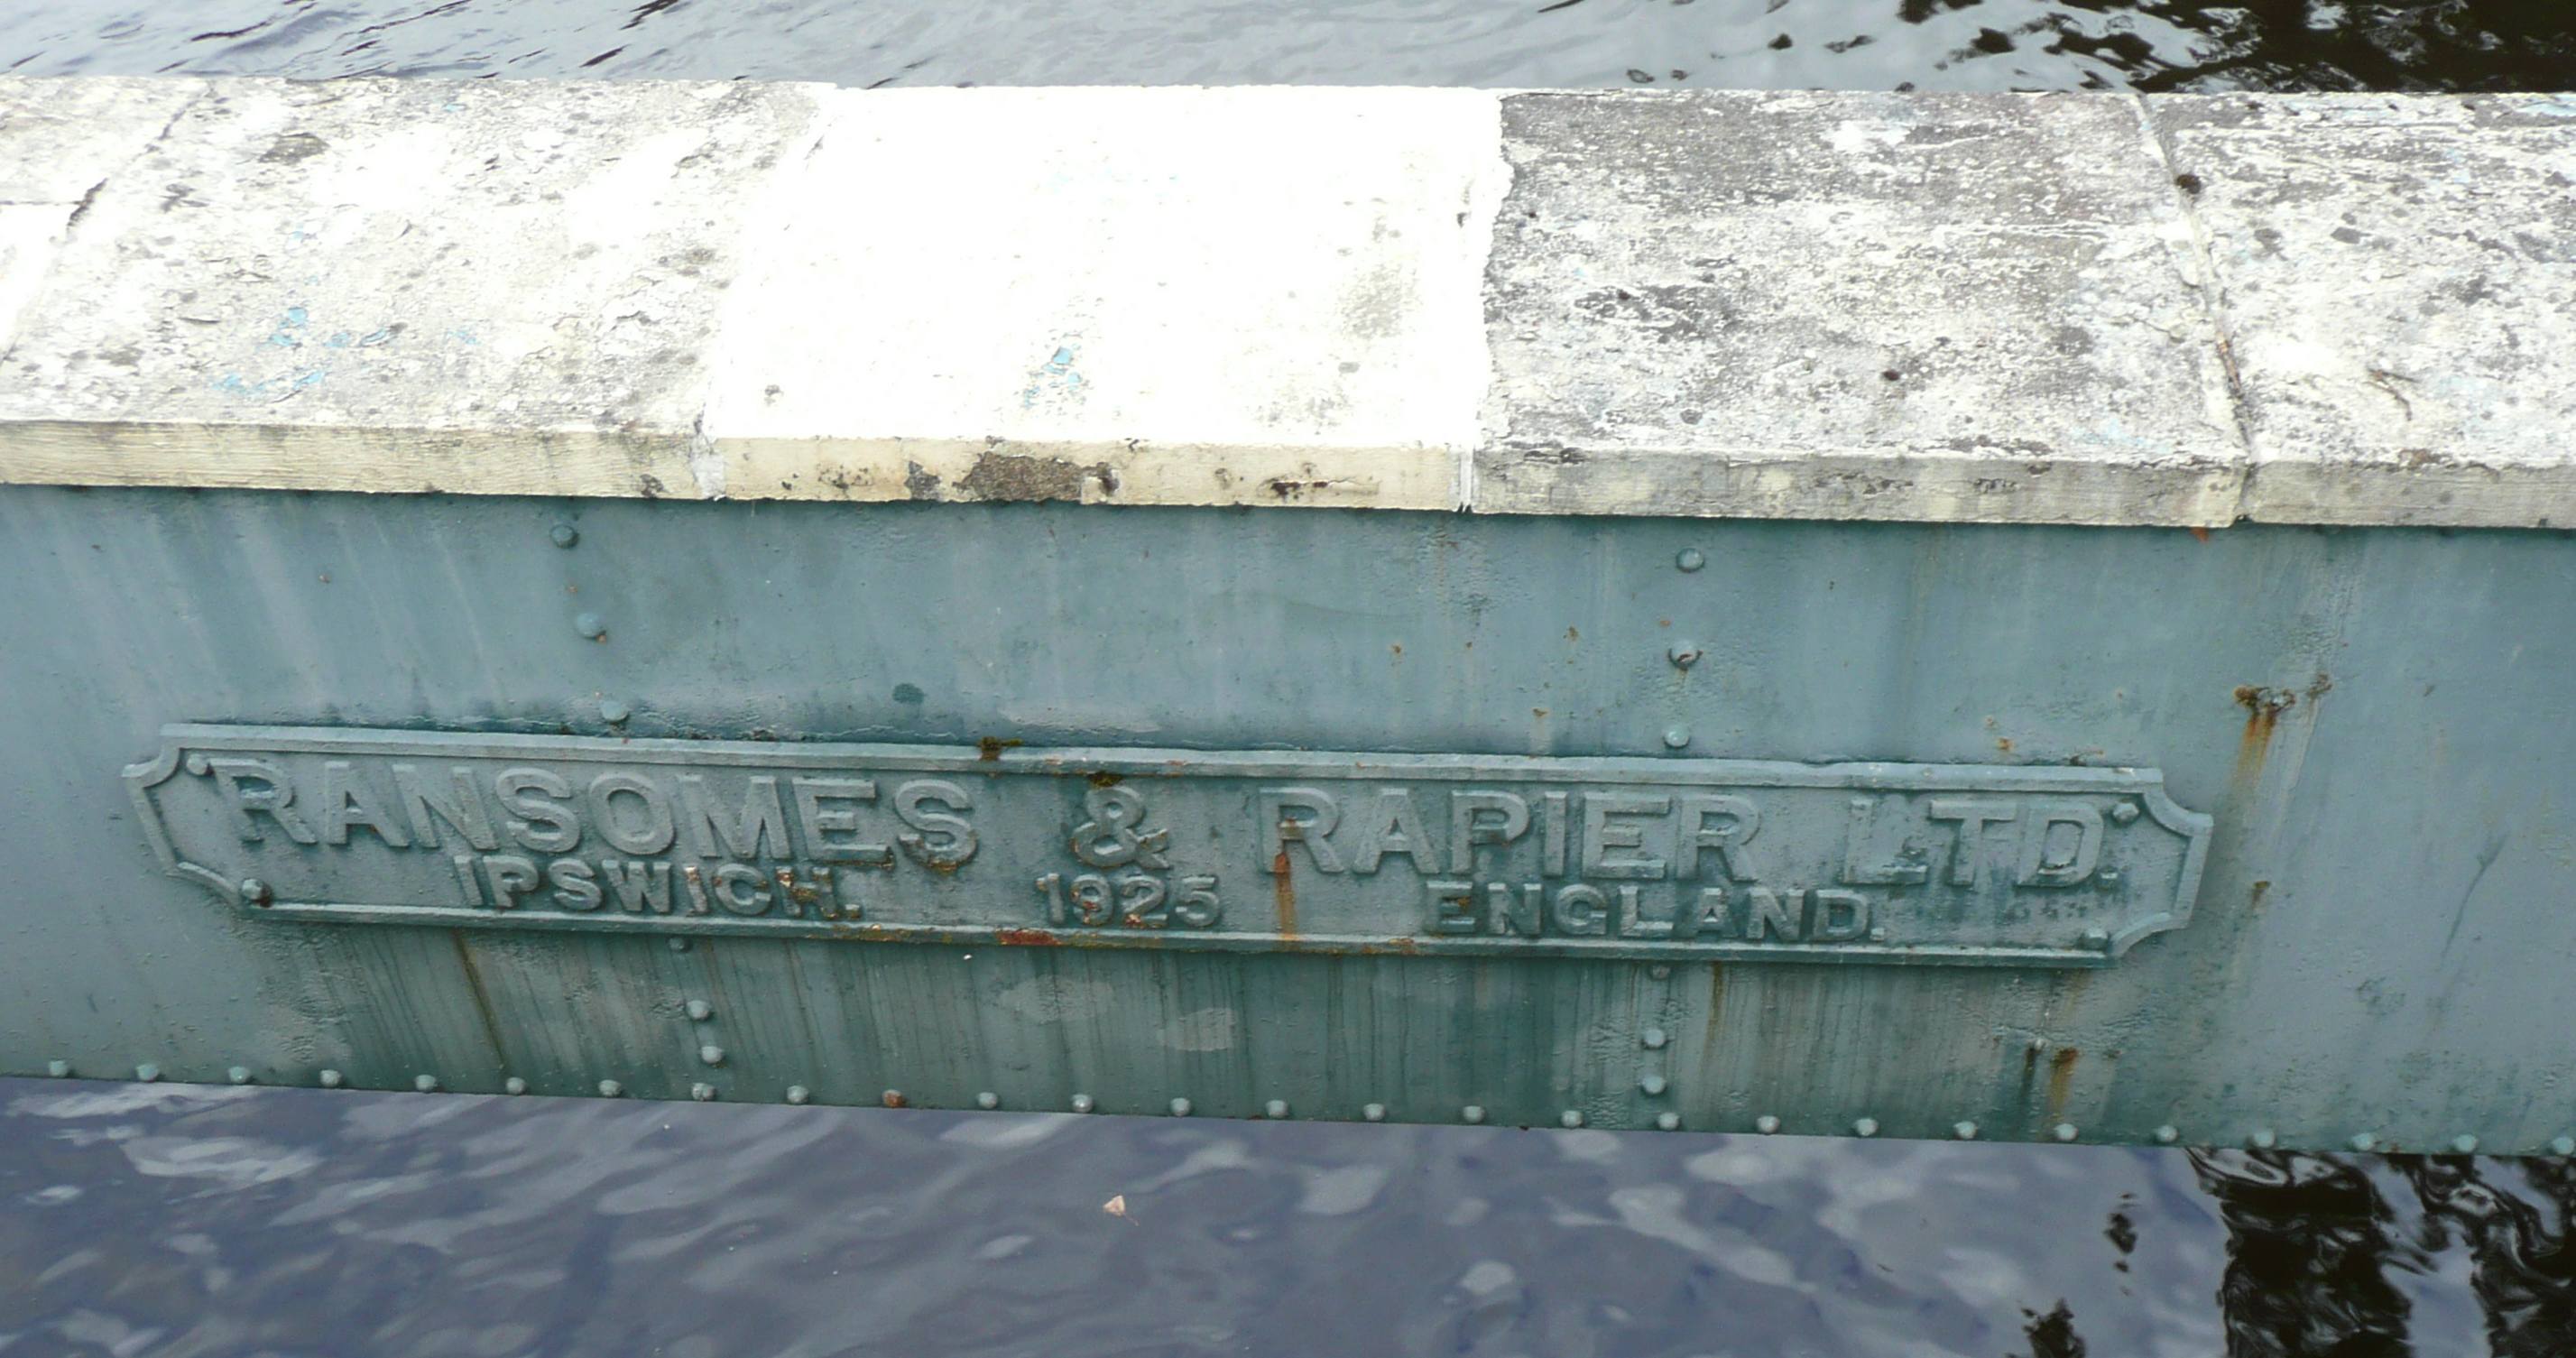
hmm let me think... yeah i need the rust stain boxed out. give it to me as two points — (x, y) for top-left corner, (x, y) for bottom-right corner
(1085, 771), (1124, 788)
(1271, 849), (1299, 938)
(2045, 1047), (2082, 1122)
(994, 928), (1061, 947)
(2231, 684), (2296, 785)
(1703, 961), (1727, 1051)
(2190, 526), (2211, 543)
(879, 1090), (909, 1108)
(2248, 880), (2271, 912)
(976, 736), (1024, 762)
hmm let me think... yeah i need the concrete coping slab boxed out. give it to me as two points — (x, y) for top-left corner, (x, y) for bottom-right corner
(1, 77), (2571, 530)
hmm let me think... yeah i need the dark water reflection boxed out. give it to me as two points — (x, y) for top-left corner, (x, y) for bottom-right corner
(3, 1079), (2573, 1355)
(1, 0), (2571, 92)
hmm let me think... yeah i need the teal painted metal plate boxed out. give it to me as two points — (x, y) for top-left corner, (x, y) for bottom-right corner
(133, 725), (2208, 968)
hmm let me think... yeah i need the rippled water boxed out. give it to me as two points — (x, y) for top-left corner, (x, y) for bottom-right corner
(5, 1079), (2575, 1355)
(3, 0), (2571, 91)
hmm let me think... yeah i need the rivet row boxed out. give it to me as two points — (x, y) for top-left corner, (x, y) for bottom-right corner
(28, 1063), (2541, 1152)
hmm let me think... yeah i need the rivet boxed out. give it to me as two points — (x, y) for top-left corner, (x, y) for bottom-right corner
(684, 999), (714, 1021)
(1071, 1094), (1095, 1113)
(881, 1089), (907, 1108)
(2109, 800), (2141, 825)
(1755, 1114), (1781, 1134)
(2053, 1122), (2079, 1142)
(414, 1074), (439, 1093)
(668, 937), (690, 952)
(503, 1076), (528, 1095)
(600, 697), (632, 725)
(1363, 1103), (1388, 1122)
(319, 1069), (344, 1088)
(228, 1067), (252, 1085)
(1639, 1073), (1668, 1096)
(135, 1063), (161, 1083)
(976, 1091), (1000, 1110)
(575, 612), (607, 640)
(2552, 1136), (2574, 1157)
(1953, 1121), (1979, 1141)
(2451, 1135), (2479, 1155)
(2027, 1037), (2049, 1053)
(1265, 1099), (1290, 1120)
(698, 1044), (725, 1067)
(691, 1083), (717, 1102)
(1868, 927), (1888, 943)
(598, 1079), (624, 1097)
(1648, 963), (1672, 980)
(1667, 642), (1702, 669)
(45, 1059), (70, 1078)
(1676, 548), (1706, 572)
(2080, 928), (2111, 950)
(2154, 1124), (2180, 1144)
(1663, 725), (1692, 750)
(1463, 1105), (1487, 1124)
(1655, 1112), (1681, 1132)
(2350, 1132), (2378, 1153)
(549, 523), (579, 549)
(239, 878), (273, 906)
(1641, 1027), (1668, 1049)
(1560, 1110), (1584, 1128)
(2249, 1129), (2276, 1150)
(1169, 1097), (1194, 1117)
(1853, 1117), (1879, 1138)
(2098, 868), (2122, 886)
(787, 1085), (811, 1105)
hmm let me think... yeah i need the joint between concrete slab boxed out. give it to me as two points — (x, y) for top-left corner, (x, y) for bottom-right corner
(2131, 94), (2256, 526)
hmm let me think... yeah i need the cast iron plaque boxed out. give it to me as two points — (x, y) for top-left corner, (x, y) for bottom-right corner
(130, 725), (2211, 967)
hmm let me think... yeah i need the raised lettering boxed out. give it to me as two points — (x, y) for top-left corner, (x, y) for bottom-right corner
(894, 780), (977, 869)
(1927, 799), (2017, 888)
(1491, 881), (1543, 936)
(1810, 888), (1870, 941)
(548, 857), (603, 911)
(1551, 883), (1610, 936)
(1842, 796), (1928, 885)
(678, 775), (792, 861)
(1259, 788), (1344, 874)
(1683, 887), (1733, 938)
(482, 854), (541, 910)
(1448, 791), (1531, 873)
(1679, 795), (1759, 881)
(1540, 791), (1569, 878)
(316, 761), (409, 848)
(1348, 789), (1442, 876)
(1426, 881), (1478, 934)
(714, 862), (771, 915)
(204, 757), (318, 845)
(1582, 792), (1670, 880)
(1747, 886), (1802, 941)
(495, 768), (580, 854)
(2017, 805), (2104, 886)
(790, 777), (888, 864)
(394, 762), (497, 851)
(600, 859), (674, 914)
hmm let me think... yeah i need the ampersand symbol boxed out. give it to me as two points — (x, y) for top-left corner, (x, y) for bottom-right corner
(1069, 785), (1170, 870)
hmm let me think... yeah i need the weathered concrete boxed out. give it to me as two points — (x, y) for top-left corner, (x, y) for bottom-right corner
(2158, 95), (2576, 530)
(2, 77), (2573, 528)
(1481, 91), (2244, 526)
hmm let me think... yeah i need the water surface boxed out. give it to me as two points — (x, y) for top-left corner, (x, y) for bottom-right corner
(5, 0), (2571, 91)
(5, 1079), (2575, 1355)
